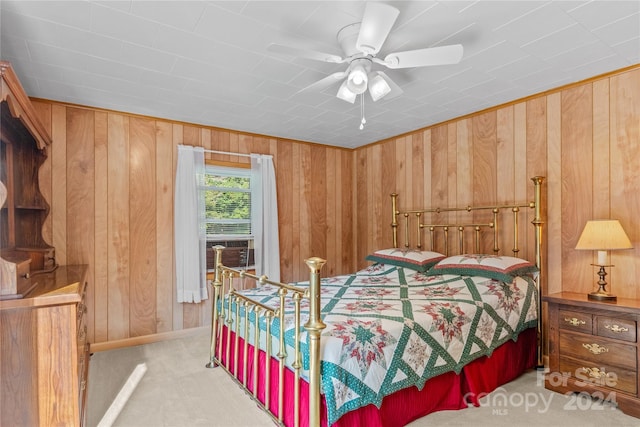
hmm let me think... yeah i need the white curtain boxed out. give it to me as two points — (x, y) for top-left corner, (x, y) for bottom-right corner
(251, 154), (281, 281)
(174, 145), (208, 303)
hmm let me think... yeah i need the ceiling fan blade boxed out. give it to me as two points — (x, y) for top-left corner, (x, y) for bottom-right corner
(356, 2), (400, 55)
(375, 71), (403, 100)
(383, 44), (464, 69)
(268, 43), (344, 64)
(296, 71), (348, 94)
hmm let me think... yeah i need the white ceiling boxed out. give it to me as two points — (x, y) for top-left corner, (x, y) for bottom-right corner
(1, 1), (638, 149)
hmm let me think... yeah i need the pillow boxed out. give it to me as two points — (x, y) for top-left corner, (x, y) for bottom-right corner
(426, 254), (538, 282)
(365, 248), (446, 272)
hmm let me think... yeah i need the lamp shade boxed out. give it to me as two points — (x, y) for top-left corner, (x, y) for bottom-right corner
(575, 220), (633, 250)
(368, 73), (391, 101)
(336, 80), (356, 103)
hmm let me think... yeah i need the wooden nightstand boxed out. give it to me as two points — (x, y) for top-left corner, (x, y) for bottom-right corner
(544, 292), (640, 418)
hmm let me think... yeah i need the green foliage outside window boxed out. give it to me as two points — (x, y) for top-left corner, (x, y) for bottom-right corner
(204, 173), (252, 236)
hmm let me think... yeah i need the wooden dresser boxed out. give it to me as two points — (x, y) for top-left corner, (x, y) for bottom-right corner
(0, 265), (89, 426)
(544, 292), (640, 418)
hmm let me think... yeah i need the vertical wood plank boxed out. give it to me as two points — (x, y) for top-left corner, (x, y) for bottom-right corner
(356, 147), (368, 267)
(381, 140), (396, 249)
(334, 150), (343, 273)
(343, 151), (354, 272)
(201, 128), (212, 160)
(421, 130), (432, 230)
(592, 79), (610, 219)
(514, 103), (528, 257)
(394, 138), (406, 248)
(94, 111), (109, 342)
(299, 144), (311, 274)
(156, 121), (174, 333)
(325, 148), (337, 276)
(129, 117), (157, 337)
(65, 108), (95, 265)
(310, 144), (327, 263)
(546, 93), (562, 295)
(371, 144), (383, 254)
(561, 84), (593, 295)
(430, 126), (448, 253)
(171, 124), (184, 331)
(65, 108), (96, 345)
(291, 143), (301, 281)
(276, 140), (293, 281)
(107, 113), (130, 340)
(447, 123), (457, 253)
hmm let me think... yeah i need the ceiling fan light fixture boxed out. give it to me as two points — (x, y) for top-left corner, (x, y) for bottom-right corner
(368, 73), (391, 101)
(337, 80), (356, 103)
(346, 64), (368, 94)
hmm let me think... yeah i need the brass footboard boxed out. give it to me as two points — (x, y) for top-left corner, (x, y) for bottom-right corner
(206, 247), (326, 427)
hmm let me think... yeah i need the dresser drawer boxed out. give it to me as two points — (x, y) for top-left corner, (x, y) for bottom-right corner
(560, 356), (637, 395)
(595, 316), (637, 343)
(559, 309), (593, 334)
(559, 330), (636, 370)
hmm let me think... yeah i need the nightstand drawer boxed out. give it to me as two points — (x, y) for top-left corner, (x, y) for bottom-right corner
(560, 356), (637, 395)
(559, 331), (636, 370)
(596, 316), (636, 343)
(559, 309), (592, 334)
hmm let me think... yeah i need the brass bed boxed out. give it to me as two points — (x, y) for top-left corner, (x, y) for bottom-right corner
(206, 176), (545, 427)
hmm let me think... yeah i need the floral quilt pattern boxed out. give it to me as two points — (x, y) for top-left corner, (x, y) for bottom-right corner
(224, 265), (538, 425)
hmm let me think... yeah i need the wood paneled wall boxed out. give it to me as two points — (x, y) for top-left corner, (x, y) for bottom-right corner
(31, 104), (354, 344)
(30, 65), (639, 345)
(353, 66), (640, 301)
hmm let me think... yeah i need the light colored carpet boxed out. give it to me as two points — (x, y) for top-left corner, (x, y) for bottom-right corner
(87, 327), (640, 427)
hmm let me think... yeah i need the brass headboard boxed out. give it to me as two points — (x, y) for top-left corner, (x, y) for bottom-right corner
(391, 177), (544, 261)
(391, 176), (545, 368)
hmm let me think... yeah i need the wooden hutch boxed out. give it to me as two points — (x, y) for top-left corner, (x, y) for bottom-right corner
(1, 61), (89, 426)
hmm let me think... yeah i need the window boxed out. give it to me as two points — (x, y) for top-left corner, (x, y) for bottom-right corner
(202, 163), (254, 269)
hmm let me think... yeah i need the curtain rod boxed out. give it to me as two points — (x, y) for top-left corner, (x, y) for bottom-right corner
(203, 149), (252, 158)
(203, 149), (272, 160)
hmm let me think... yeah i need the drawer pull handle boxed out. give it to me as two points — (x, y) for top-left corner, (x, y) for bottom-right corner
(582, 343), (608, 355)
(564, 317), (586, 326)
(580, 367), (608, 379)
(605, 324), (629, 333)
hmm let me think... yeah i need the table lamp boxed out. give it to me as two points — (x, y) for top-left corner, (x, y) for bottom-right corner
(575, 219), (633, 301)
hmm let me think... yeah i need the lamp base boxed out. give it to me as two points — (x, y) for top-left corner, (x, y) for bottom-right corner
(588, 291), (617, 302)
(587, 265), (616, 302)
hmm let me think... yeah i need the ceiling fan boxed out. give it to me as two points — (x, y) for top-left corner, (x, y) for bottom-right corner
(269, 2), (464, 104)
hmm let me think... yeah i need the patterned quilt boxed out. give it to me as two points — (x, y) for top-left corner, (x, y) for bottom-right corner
(224, 263), (538, 425)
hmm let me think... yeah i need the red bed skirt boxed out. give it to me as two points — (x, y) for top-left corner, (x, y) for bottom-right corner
(216, 326), (536, 427)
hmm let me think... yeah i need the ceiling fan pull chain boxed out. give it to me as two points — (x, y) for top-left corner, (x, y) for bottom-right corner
(360, 95), (366, 130)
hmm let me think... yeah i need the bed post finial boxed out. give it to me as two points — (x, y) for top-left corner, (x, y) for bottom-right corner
(304, 257), (326, 427)
(207, 245), (225, 368)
